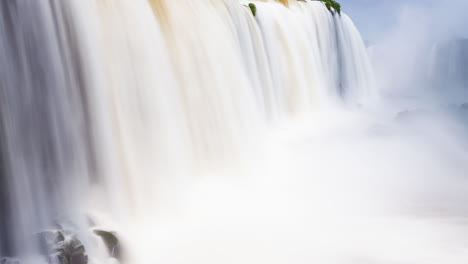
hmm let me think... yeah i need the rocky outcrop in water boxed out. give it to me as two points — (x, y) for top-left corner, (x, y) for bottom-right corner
(37, 230), (88, 264)
(93, 230), (121, 260)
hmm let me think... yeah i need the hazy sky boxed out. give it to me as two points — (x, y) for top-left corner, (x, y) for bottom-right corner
(342, 0), (464, 41)
(343, 1), (397, 41)
(342, 0), (468, 95)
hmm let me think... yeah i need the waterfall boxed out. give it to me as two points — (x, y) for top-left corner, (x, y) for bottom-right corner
(0, 0), (374, 263)
(429, 39), (468, 91)
(0, 0), (92, 259)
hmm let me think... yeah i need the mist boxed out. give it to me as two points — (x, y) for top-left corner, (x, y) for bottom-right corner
(350, 0), (468, 97)
(146, 1), (468, 263)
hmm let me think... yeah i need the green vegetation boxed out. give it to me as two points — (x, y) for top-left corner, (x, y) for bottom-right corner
(320, 0), (341, 15)
(94, 229), (121, 259)
(248, 3), (257, 17)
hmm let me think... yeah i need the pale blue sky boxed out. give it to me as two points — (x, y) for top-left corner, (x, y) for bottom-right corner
(342, 0), (460, 41)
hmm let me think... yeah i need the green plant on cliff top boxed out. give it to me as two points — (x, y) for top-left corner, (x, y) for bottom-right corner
(320, 0), (341, 15)
(248, 3), (257, 17)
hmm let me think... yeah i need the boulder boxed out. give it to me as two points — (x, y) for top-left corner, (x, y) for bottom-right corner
(37, 230), (88, 264)
(93, 230), (121, 260)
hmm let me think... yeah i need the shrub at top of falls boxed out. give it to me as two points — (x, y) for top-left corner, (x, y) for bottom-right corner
(36, 230), (88, 264)
(248, 3), (257, 16)
(320, 0), (341, 15)
(93, 230), (121, 260)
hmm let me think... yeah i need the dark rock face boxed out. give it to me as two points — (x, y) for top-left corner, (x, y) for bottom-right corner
(37, 230), (88, 264)
(93, 230), (121, 260)
(0, 80), (14, 257)
(0, 144), (14, 257)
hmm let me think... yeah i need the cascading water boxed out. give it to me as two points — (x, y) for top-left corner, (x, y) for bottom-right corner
(429, 39), (468, 91)
(8, 1), (468, 264)
(0, 0), (93, 260)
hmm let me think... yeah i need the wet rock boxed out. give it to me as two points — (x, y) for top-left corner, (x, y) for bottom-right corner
(93, 230), (120, 260)
(37, 230), (88, 264)
(57, 236), (88, 264)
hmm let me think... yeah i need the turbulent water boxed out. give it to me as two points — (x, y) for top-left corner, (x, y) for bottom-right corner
(1, 0), (468, 264)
